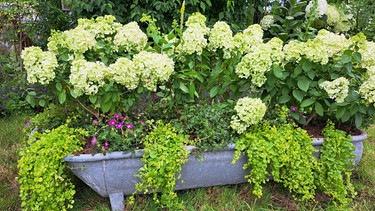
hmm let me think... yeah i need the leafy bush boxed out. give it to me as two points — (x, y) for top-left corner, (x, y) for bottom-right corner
(17, 123), (87, 210)
(131, 121), (190, 209)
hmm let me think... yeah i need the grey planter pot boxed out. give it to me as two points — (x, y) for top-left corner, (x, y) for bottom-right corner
(64, 131), (367, 211)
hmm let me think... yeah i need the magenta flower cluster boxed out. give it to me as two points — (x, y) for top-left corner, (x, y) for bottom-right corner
(90, 113), (147, 150)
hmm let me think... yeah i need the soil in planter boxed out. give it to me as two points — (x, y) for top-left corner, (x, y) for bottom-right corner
(302, 122), (361, 138)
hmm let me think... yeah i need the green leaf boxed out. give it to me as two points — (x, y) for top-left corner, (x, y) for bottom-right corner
(293, 90), (305, 102)
(210, 86), (219, 98)
(89, 95), (97, 104)
(152, 33), (160, 44)
(55, 83), (62, 91)
(297, 77), (310, 92)
(60, 53), (69, 61)
(189, 82), (196, 98)
(179, 82), (189, 93)
(341, 54), (352, 63)
(301, 60), (312, 72)
(273, 66), (284, 78)
(38, 99), (46, 107)
(353, 52), (362, 62)
(315, 102), (324, 116)
(58, 89), (66, 104)
(279, 95), (291, 104)
(355, 114), (363, 128)
(300, 98), (315, 107)
(101, 101), (112, 113)
(26, 95), (35, 107)
(335, 107), (346, 119)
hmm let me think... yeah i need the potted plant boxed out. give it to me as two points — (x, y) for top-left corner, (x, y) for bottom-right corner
(18, 4), (374, 210)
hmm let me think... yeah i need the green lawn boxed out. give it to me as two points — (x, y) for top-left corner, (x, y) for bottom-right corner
(1, 115), (374, 210)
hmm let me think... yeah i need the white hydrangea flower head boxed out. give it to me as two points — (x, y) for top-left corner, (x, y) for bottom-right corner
(235, 37), (283, 87)
(107, 57), (138, 90)
(21, 46), (58, 85)
(241, 24), (264, 53)
(230, 97), (267, 134)
(260, 15), (275, 30)
(302, 38), (329, 65)
(315, 29), (352, 58)
(357, 40), (375, 69)
(283, 40), (305, 62)
(319, 77), (349, 103)
(113, 22), (148, 52)
(208, 21), (234, 53)
(359, 76), (375, 104)
(326, 5), (353, 33)
(306, 0), (328, 19)
(77, 15), (122, 38)
(185, 12), (209, 31)
(133, 51), (174, 91)
(176, 12), (210, 56)
(63, 28), (96, 54)
(69, 59), (108, 96)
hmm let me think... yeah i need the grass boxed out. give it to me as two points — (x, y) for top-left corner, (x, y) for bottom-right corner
(1, 115), (375, 210)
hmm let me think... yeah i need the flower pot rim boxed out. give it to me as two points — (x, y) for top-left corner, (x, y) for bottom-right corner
(311, 129), (367, 145)
(64, 143), (237, 162)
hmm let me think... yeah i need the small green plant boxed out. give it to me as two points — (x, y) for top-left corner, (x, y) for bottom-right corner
(171, 102), (237, 151)
(131, 121), (190, 209)
(233, 122), (317, 201)
(315, 121), (357, 207)
(17, 122), (87, 210)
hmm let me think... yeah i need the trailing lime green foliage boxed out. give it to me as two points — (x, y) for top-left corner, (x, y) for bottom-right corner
(315, 121), (356, 207)
(233, 123), (317, 201)
(233, 121), (358, 208)
(131, 122), (190, 209)
(17, 123), (87, 210)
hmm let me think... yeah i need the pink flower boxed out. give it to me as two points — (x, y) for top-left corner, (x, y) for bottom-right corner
(126, 123), (133, 129)
(140, 120), (146, 125)
(25, 121), (31, 127)
(114, 113), (121, 119)
(151, 93), (159, 99)
(104, 140), (109, 149)
(91, 136), (97, 146)
(93, 119), (99, 124)
(108, 119), (117, 126)
(115, 122), (124, 129)
(290, 106), (297, 112)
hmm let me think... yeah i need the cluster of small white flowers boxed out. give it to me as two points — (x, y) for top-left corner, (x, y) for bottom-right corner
(133, 51), (174, 91)
(303, 38), (330, 65)
(234, 24), (264, 54)
(69, 59), (107, 96)
(359, 76), (375, 104)
(326, 5), (352, 33)
(319, 77), (349, 103)
(208, 21), (233, 53)
(230, 97), (267, 134)
(283, 40), (304, 62)
(235, 37), (284, 87)
(77, 15), (122, 38)
(260, 15), (275, 30)
(176, 13), (210, 55)
(305, 0), (328, 19)
(21, 46), (58, 85)
(357, 41), (375, 69)
(315, 29), (351, 58)
(113, 22), (148, 52)
(63, 28), (97, 54)
(107, 57), (138, 90)
(185, 12), (208, 29)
